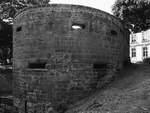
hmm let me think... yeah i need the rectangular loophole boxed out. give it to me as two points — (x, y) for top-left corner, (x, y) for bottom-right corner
(28, 62), (46, 69)
(93, 63), (107, 69)
(16, 26), (22, 32)
(111, 30), (117, 36)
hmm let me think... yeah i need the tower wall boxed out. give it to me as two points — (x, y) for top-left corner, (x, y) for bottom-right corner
(13, 4), (129, 113)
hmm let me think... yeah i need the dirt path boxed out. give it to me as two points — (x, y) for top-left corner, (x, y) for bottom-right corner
(66, 64), (150, 113)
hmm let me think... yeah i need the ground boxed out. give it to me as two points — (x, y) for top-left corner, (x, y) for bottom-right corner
(1, 64), (150, 113)
(66, 63), (150, 113)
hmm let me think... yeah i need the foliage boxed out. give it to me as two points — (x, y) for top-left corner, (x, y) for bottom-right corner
(143, 57), (150, 64)
(112, 0), (150, 33)
(0, 0), (50, 64)
(0, 0), (50, 20)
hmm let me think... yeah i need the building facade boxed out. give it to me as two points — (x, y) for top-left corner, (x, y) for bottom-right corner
(130, 29), (150, 63)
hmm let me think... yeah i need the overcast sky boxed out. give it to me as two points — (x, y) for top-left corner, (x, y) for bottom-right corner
(50, 0), (116, 14)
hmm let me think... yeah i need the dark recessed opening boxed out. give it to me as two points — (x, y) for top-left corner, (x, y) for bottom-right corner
(72, 23), (85, 30)
(93, 63), (107, 69)
(16, 26), (22, 32)
(28, 62), (46, 69)
(111, 30), (117, 35)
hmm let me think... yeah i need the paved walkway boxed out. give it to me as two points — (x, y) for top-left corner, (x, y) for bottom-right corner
(66, 64), (150, 113)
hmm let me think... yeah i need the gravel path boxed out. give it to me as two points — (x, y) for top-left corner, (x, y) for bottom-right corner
(66, 64), (150, 113)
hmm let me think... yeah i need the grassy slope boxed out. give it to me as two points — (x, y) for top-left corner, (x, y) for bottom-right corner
(66, 64), (150, 113)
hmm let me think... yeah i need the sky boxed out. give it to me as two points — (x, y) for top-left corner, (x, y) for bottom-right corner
(50, 0), (116, 14)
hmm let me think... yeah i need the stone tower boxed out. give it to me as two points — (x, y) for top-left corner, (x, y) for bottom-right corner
(13, 4), (129, 113)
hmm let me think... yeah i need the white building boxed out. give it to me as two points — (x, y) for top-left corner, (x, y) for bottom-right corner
(130, 29), (150, 63)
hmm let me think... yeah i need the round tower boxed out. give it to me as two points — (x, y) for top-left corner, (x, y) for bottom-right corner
(13, 4), (129, 113)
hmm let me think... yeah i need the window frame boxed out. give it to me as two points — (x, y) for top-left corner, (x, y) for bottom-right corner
(131, 34), (136, 43)
(131, 48), (136, 58)
(143, 47), (148, 58)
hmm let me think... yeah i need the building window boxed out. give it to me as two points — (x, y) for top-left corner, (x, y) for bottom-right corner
(142, 31), (149, 42)
(131, 48), (136, 57)
(143, 47), (148, 58)
(142, 31), (145, 41)
(131, 34), (136, 43)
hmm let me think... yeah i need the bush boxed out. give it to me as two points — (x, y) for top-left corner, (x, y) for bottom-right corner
(143, 57), (150, 64)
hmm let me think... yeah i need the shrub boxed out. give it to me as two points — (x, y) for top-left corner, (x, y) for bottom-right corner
(143, 57), (150, 64)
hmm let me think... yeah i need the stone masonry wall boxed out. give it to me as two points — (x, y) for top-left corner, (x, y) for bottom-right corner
(13, 4), (130, 113)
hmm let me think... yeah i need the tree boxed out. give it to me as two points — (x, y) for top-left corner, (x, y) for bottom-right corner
(0, 0), (50, 21)
(0, 0), (50, 64)
(112, 0), (150, 33)
(0, 20), (12, 64)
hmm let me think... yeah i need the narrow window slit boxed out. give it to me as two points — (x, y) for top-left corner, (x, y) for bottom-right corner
(28, 62), (47, 69)
(111, 30), (117, 35)
(93, 63), (107, 69)
(16, 26), (22, 32)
